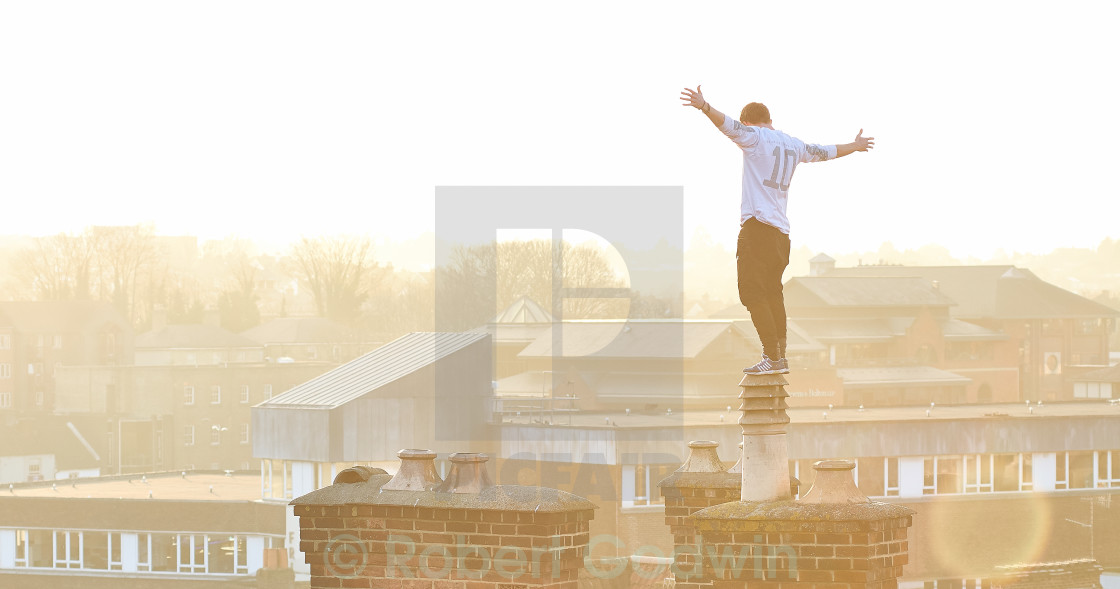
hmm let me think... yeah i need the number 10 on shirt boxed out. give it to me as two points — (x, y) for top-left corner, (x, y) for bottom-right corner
(763, 147), (797, 192)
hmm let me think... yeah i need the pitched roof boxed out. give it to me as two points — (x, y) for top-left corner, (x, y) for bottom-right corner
(260, 331), (489, 409)
(241, 316), (358, 345)
(785, 277), (956, 308)
(490, 296), (553, 324)
(135, 324), (262, 349)
(0, 301), (128, 334)
(515, 320), (744, 359)
(825, 265), (1119, 319)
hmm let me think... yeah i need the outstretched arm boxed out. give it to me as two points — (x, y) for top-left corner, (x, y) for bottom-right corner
(680, 85), (726, 127)
(835, 129), (875, 158)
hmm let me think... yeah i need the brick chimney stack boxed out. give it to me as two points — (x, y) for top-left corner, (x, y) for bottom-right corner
(293, 449), (596, 589)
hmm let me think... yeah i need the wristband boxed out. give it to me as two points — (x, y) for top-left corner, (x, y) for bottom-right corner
(702, 102), (711, 114)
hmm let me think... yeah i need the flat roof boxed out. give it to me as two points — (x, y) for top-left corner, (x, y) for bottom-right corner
(7, 471), (262, 501)
(494, 401), (1120, 428)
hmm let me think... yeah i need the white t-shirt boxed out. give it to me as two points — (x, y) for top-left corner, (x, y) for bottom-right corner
(719, 117), (836, 234)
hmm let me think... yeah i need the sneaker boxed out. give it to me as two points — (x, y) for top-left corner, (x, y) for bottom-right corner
(743, 355), (789, 375)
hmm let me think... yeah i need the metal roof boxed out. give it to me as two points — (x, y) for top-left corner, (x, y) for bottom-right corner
(259, 331), (488, 409)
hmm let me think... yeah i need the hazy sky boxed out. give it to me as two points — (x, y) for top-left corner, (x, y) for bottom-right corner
(2, 1), (1117, 260)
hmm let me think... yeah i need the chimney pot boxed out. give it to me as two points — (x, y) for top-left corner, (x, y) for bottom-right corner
(382, 449), (443, 491)
(676, 440), (725, 473)
(434, 452), (494, 494)
(799, 460), (869, 504)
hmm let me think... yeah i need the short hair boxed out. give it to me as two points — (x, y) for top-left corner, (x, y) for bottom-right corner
(740, 102), (772, 125)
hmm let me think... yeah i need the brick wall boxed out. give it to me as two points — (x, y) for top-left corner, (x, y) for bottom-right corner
(658, 471), (739, 589)
(692, 502), (913, 589)
(293, 473), (596, 589)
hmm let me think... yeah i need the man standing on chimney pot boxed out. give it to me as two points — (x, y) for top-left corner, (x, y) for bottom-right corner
(680, 85), (874, 375)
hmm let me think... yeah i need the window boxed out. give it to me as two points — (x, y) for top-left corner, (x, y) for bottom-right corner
(0, 364), (10, 378)
(177, 534), (207, 573)
(183, 426), (195, 446)
(210, 427), (222, 446)
(14, 529), (28, 567)
(263, 384), (273, 400)
(1097, 450), (1120, 488)
(82, 532), (115, 570)
(53, 335), (63, 349)
(54, 531), (82, 569)
(34, 391), (44, 407)
(150, 533), (176, 572)
(1068, 451), (1094, 489)
(964, 455), (993, 493)
(240, 423), (249, 444)
(1076, 318), (1102, 335)
(28, 460), (42, 481)
(183, 386), (194, 405)
(0, 334), (10, 349)
(240, 385), (250, 404)
(1056, 452), (1069, 490)
(0, 392), (11, 408)
(210, 385), (221, 405)
(621, 462), (670, 508)
(138, 533), (152, 572)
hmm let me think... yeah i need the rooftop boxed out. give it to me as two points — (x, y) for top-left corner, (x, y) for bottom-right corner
(5, 470), (262, 501)
(135, 324), (263, 349)
(259, 331), (489, 409)
(494, 400), (1120, 428)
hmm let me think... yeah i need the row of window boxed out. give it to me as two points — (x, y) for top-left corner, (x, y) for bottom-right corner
(183, 424), (250, 446)
(0, 391), (48, 409)
(183, 384), (272, 406)
(0, 334), (62, 350)
(0, 529), (279, 575)
(621, 450), (1120, 507)
(0, 363), (61, 379)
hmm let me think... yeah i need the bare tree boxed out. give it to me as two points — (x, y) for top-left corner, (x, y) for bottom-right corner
(437, 239), (628, 330)
(13, 232), (99, 300)
(91, 225), (159, 326)
(287, 235), (380, 324)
